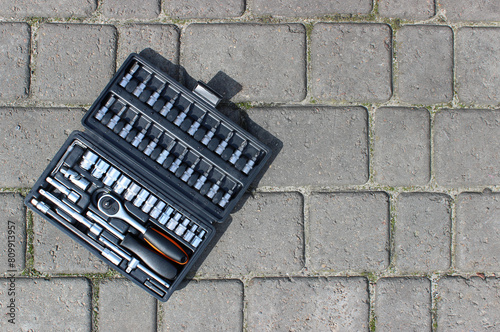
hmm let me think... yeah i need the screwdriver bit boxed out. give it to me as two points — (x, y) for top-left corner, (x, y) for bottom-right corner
(119, 62), (140, 88)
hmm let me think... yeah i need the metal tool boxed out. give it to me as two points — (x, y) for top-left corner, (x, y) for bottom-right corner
(173, 103), (193, 126)
(113, 175), (132, 195)
(124, 183), (141, 201)
(119, 62), (140, 88)
(97, 193), (188, 265)
(149, 201), (166, 219)
(133, 73), (152, 97)
(191, 230), (206, 248)
(201, 121), (220, 145)
(133, 188), (150, 207)
(80, 150), (99, 171)
(46, 177), (79, 203)
(215, 131), (234, 155)
(194, 165), (213, 190)
(91, 159), (110, 179)
(60, 168), (90, 190)
(174, 218), (190, 237)
(242, 151), (260, 174)
(107, 105), (128, 130)
(180, 158), (200, 182)
(168, 148), (188, 173)
(95, 96), (116, 121)
(166, 212), (182, 230)
(143, 132), (162, 157)
(218, 183), (237, 208)
(146, 82), (167, 106)
(158, 206), (174, 225)
(159, 93), (178, 117)
(119, 114), (139, 139)
(229, 140), (247, 165)
(142, 195), (158, 214)
(131, 122), (151, 148)
(183, 224), (197, 243)
(206, 175), (225, 199)
(187, 112), (206, 136)
(102, 167), (121, 187)
(155, 140), (176, 165)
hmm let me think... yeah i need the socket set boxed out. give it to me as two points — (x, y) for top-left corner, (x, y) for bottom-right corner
(25, 53), (271, 302)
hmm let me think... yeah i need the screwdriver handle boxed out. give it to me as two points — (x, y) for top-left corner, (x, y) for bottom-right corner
(142, 228), (189, 265)
(121, 234), (178, 280)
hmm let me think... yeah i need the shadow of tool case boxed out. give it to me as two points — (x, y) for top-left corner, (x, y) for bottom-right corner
(25, 53), (271, 301)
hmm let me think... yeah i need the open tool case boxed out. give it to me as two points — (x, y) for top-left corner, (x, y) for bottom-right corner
(25, 54), (271, 301)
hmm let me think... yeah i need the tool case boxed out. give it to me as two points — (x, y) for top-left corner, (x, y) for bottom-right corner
(24, 53), (271, 301)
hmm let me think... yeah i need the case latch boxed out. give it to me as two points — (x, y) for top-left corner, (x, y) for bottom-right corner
(193, 81), (222, 107)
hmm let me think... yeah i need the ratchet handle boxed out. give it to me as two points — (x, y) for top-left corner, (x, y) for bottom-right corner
(121, 234), (178, 280)
(142, 228), (189, 265)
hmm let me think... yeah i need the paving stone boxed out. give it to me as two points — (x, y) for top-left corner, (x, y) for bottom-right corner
(118, 24), (179, 79)
(396, 25), (453, 104)
(0, 23), (30, 100)
(247, 277), (369, 331)
(33, 212), (108, 274)
(0, 193), (26, 274)
(0, 0), (96, 17)
(99, 279), (156, 332)
(374, 107), (430, 186)
(0, 108), (84, 188)
(312, 23), (392, 103)
(162, 280), (243, 331)
(34, 24), (116, 104)
(456, 192), (500, 272)
(246, 107), (369, 187)
(456, 28), (500, 105)
(0, 278), (91, 331)
(379, 0), (434, 19)
(309, 192), (390, 272)
(376, 278), (431, 331)
(434, 109), (500, 186)
(437, 277), (500, 331)
(252, 0), (372, 16)
(165, 0), (244, 18)
(395, 193), (451, 273)
(192, 193), (303, 277)
(102, 0), (159, 19)
(440, 0), (500, 22)
(182, 24), (306, 102)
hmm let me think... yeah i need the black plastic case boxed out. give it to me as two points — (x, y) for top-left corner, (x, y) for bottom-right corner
(25, 54), (271, 301)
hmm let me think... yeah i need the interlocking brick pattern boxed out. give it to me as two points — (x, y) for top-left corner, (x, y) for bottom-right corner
(0, 1), (499, 330)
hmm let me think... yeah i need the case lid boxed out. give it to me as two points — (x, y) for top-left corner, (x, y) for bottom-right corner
(81, 54), (271, 224)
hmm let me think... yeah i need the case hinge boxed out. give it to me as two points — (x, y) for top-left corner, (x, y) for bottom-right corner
(193, 82), (222, 107)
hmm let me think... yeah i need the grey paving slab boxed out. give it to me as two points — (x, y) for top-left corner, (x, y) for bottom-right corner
(395, 193), (451, 273)
(396, 25), (453, 104)
(99, 279), (157, 332)
(439, 0), (500, 22)
(379, 0), (435, 19)
(456, 192), (500, 272)
(0, 0), (96, 18)
(457, 28), (500, 105)
(437, 277), (500, 331)
(246, 107), (369, 187)
(252, 0), (372, 16)
(312, 23), (392, 103)
(32, 212), (108, 274)
(162, 279), (243, 331)
(0, 278), (91, 331)
(34, 23), (116, 104)
(434, 109), (500, 187)
(182, 24), (306, 102)
(192, 193), (303, 277)
(375, 278), (432, 331)
(164, 0), (244, 18)
(374, 107), (430, 186)
(247, 277), (369, 331)
(0, 23), (30, 100)
(102, 0), (160, 19)
(0, 108), (84, 188)
(309, 192), (390, 272)
(118, 24), (179, 78)
(0, 193), (26, 274)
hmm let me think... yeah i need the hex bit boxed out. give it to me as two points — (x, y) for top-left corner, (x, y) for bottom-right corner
(119, 62), (140, 88)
